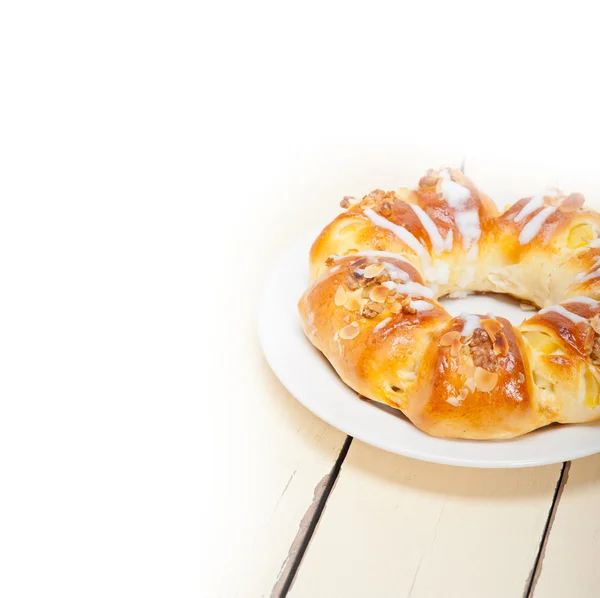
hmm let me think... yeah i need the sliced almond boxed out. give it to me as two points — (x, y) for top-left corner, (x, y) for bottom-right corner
(440, 331), (461, 347)
(390, 302), (402, 314)
(465, 377), (477, 393)
(419, 175), (439, 188)
(345, 195), (360, 205)
(339, 322), (360, 340)
(560, 192), (585, 212)
(474, 367), (499, 392)
(334, 285), (347, 306)
(493, 332), (509, 356)
(480, 318), (503, 341)
(364, 263), (386, 278)
(450, 337), (462, 357)
(369, 285), (388, 303)
(591, 314), (600, 335)
(518, 372), (525, 384)
(344, 296), (362, 312)
(463, 360), (475, 379)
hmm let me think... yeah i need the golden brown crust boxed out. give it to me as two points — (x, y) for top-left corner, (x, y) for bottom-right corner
(298, 168), (600, 439)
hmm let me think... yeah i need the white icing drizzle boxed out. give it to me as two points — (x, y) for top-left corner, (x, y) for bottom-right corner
(562, 296), (599, 306)
(538, 304), (589, 324)
(513, 195), (544, 223)
(409, 300), (434, 312)
(574, 266), (600, 284)
(383, 263), (410, 282)
(518, 206), (556, 245)
(363, 208), (430, 266)
(438, 169), (480, 259)
(439, 169), (471, 207)
(454, 210), (481, 254)
(409, 204), (453, 254)
(373, 317), (391, 332)
(394, 281), (434, 298)
(382, 280), (398, 290)
(587, 238), (600, 248)
(460, 312), (481, 337)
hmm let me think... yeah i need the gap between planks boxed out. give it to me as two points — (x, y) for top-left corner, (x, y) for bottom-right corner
(272, 436), (353, 598)
(523, 460), (571, 598)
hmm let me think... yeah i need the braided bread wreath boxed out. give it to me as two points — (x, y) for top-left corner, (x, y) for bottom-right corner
(297, 167), (600, 440)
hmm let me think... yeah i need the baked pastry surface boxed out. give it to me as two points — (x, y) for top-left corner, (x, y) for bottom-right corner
(298, 168), (600, 439)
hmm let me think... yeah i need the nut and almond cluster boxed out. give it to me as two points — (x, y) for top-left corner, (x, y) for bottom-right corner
(440, 318), (510, 396)
(339, 188), (410, 214)
(331, 258), (425, 341)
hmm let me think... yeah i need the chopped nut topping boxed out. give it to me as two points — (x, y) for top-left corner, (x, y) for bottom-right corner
(402, 303), (417, 314)
(458, 388), (469, 401)
(369, 285), (388, 303)
(440, 331), (461, 346)
(340, 197), (350, 209)
(380, 201), (393, 217)
(467, 328), (498, 371)
(518, 372), (525, 384)
(560, 193), (585, 212)
(591, 314), (600, 335)
(362, 302), (383, 318)
(325, 256), (335, 266)
(474, 367), (499, 392)
(334, 285), (347, 306)
(364, 263), (386, 278)
(339, 322), (360, 340)
(346, 275), (361, 291)
(419, 175), (439, 188)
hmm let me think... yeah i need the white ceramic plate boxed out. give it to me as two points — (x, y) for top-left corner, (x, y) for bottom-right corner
(258, 231), (600, 468)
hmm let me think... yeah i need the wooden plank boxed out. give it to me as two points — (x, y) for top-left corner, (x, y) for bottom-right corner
(289, 440), (561, 598)
(531, 455), (600, 597)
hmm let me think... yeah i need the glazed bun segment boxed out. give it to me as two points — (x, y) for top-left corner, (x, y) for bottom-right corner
(298, 167), (600, 439)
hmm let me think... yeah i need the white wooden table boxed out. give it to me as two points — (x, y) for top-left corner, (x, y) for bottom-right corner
(223, 154), (600, 598)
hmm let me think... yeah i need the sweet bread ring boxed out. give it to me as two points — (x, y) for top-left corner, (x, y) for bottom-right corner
(298, 168), (600, 439)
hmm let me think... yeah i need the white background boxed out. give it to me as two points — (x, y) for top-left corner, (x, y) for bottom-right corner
(1, 1), (599, 596)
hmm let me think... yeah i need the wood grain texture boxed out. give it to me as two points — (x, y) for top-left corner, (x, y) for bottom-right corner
(532, 455), (600, 598)
(288, 440), (561, 598)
